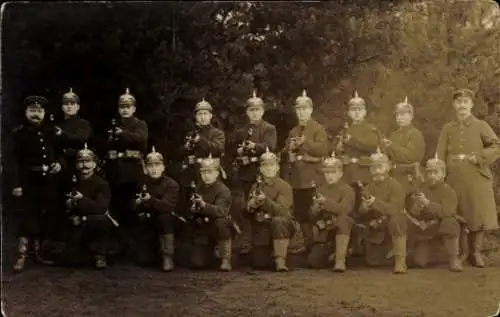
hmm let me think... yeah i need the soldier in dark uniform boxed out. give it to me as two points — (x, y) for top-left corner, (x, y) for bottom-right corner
(246, 148), (294, 272)
(132, 146), (180, 272)
(485, 103), (500, 209)
(104, 88), (148, 240)
(406, 153), (463, 272)
(53, 88), (93, 176)
(184, 154), (233, 271)
(61, 143), (117, 269)
(9, 96), (63, 272)
(354, 148), (408, 274)
(307, 152), (355, 272)
(282, 90), (329, 254)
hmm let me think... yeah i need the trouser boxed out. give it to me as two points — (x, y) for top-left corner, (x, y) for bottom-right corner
(251, 216), (294, 269)
(293, 188), (315, 249)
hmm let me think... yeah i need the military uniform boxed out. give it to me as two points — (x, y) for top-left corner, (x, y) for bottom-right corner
(485, 110), (500, 207)
(184, 155), (233, 271)
(406, 154), (463, 272)
(384, 98), (426, 194)
(9, 96), (63, 272)
(307, 153), (355, 271)
(282, 90), (328, 251)
(436, 88), (500, 267)
(353, 148), (408, 273)
(132, 147), (180, 271)
(246, 149), (294, 272)
(104, 88), (148, 229)
(61, 145), (117, 269)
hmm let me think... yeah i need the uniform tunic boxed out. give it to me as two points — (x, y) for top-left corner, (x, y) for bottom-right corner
(55, 115), (93, 174)
(314, 180), (355, 236)
(437, 115), (500, 231)
(485, 113), (500, 205)
(385, 125), (426, 194)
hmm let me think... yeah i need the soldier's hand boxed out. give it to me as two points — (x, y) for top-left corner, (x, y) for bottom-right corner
(246, 140), (256, 150)
(237, 147), (244, 156)
(141, 192), (151, 201)
(71, 191), (84, 201)
(193, 194), (206, 208)
(12, 187), (23, 197)
(49, 162), (62, 174)
(414, 193), (429, 207)
(382, 138), (392, 148)
(114, 127), (123, 135)
(362, 196), (376, 209)
(248, 198), (261, 210)
(70, 215), (81, 226)
(344, 134), (352, 143)
(65, 199), (74, 209)
(467, 154), (479, 165)
(193, 134), (200, 143)
(54, 126), (63, 136)
(295, 135), (306, 146)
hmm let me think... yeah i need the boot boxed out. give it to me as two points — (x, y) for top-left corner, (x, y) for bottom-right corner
(333, 234), (350, 272)
(160, 234), (175, 272)
(471, 231), (485, 268)
(32, 239), (54, 265)
(444, 237), (463, 272)
(273, 239), (289, 272)
(13, 237), (29, 273)
(392, 235), (407, 274)
(95, 254), (107, 269)
(218, 240), (232, 271)
(412, 242), (430, 268)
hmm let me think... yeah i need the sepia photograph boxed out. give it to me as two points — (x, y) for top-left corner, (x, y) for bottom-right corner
(1, 1), (499, 316)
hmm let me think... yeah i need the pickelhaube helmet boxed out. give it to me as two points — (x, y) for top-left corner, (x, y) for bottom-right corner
(199, 153), (220, 170)
(370, 147), (390, 165)
(24, 95), (48, 109)
(62, 87), (80, 104)
(322, 151), (342, 171)
(260, 146), (279, 163)
(452, 88), (474, 100)
(77, 143), (95, 160)
(195, 98), (213, 113)
(426, 152), (446, 171)
(295, 89), (313, 108)
(394, 96), (413, 115)
(118, 88), (136, 106)
(348, 90), (366, 109)
(246, 90), (264, 108)
(145, 146), (164, 164)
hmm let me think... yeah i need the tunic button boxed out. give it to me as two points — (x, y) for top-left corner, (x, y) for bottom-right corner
(42, 155), (47, 158)
(42, 173), (47, 176)
(42, 147), (46, 150)
(40, 138), (44, 142)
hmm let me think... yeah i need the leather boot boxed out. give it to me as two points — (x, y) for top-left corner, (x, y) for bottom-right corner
(273, 239), (289, 272)
(412, 242), (430, 268)
(218, 240), (232, 271)
(95, 254), (107, 269)
(32, 239), (54, 265)
(13, 237), (29, 273)
(444, 237), (463, 272)
(392, 235), (407, 274)
(160, 234), (175, 272)
(333, 234), (350, 272)
(471, 231), (485, 268)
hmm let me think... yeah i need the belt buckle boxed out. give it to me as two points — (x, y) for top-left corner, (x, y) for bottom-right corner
(458, 154), (466, 160)
(188, 155), (196, 164)
(351, 158), (359, 164)
(297, 155), (303, 161)
(250, 157), (258, 163)
(42, 164), (49, 172)
(108, 151), (117, 159)
(241, 156), (250, 165)
(118, 152), (124, 158)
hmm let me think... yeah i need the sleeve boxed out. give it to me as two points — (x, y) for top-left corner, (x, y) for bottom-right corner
(254, 124), (278, 155)
(477, 121), (500, 166)
(146, 180), (180, 214)
(120, 120), (148, 145)
(281, 129), (294, 153)
(425, 185), (458, 218)
(323, 186), (355, 216)
(386, 129), (426, 163)
(347, 125), (379, 152)
(201, 187), (232, 218)
(6, 129), (24, 189)
(301, 124), (328, 157)
(245, 182), (257, 213)
(436, 125), (449, 161)
(261, 182), (293, 217)
(371, 181), (405, 216)
(60, 120), (93, 143)
(77, 181), (111, 215)
(197, 128), (225, 156)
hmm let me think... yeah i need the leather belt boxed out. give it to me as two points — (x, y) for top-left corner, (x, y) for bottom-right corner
(28, 165), (50, 172)
(186, 155), (203, 165)
(107, 150), (142, 160)
(448, 154), (468, 160)
(392, 162), (419, 171)
(341, 156), (370, 165)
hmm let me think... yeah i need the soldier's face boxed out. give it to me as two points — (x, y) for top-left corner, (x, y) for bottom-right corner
(453, 97), (473, 118)
(348, 107), (366, 122)
(426, 168), (445, 184)
(76, 158), (96, 175)
(62, 101), (80, 116)
(246, 106), (264, 122)
(370, 162), (390, 182)
(200, 168), (219, 184)
(395, 112), (412, 127)
(259, 161), (279, 178)
(118, 104), (136, 118)
(324, 169), (343, 184)
(25, 106), (45, 124)
(196, 110), (212, 126)
(146, 162), (165, 179)
(295, 106), (312, 122)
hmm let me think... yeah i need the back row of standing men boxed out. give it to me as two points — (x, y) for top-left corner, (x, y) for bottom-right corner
(7, 86), (500, 274)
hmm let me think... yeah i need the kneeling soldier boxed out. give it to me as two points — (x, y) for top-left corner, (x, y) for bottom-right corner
(406, 154), (463, 272)
(246, 148), (294, 272)
(133, 146), (180, 272)
(186, 154), (233, 271)
(307, 152), (355, 272)
(355, 148), (408, 274)
(63, 144), (117, 269)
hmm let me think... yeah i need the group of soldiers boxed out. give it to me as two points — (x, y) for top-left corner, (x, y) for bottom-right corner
(7, 85), (500, 275)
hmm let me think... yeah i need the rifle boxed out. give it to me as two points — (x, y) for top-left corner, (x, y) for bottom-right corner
(234, 127), (256, 171)
(355, 181), (388, 229)
(108, 118), (119, 142)
(188, 181), (210, 225)
(66, 174), (84, 226)
(287, 125), (305, 168)
(249, 175), (269, 222)
(182, 125), (201, 170)
(136, 184), (187, 223)
(310, 181), (334, 231)
(406, 174), (439, 231)
(334, 122), (349, 154)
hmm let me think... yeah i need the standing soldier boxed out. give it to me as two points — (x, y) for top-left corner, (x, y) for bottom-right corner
(485, 103), (500, 207)
(282, 90), (328, 253)
(53, 88), (93, 176)
(307, 152), (355, 272)
(62, 143), (117, 269)
(381, 97), (426, 195)
(185, 154), (233, 271)
(406, 153), (463, 272)
(104, 88), (148, 244)
(246, 148), (294, 272)
(355, 148), (408, 274)
(132, 146), (180, 272)
(437, 88), (500, 267)
(9, 96), (63, 272)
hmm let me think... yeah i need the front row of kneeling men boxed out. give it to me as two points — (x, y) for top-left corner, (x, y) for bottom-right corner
(31, 139), (470, 275)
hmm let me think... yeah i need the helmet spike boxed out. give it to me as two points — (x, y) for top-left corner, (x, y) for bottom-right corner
(354, 90), (359, 98)
(265, 146), (270, 153)
(404, 96), (408, 104)
(208, 153), (213, 159)
(152, 145), (156, 153)
(125, 88), (130, 94)
(252, 90), (257, 98)
(331, 151), (336, 158)
(302, 89), (307, 97)
(434, 152), (439, 160)
(69, 87), (73, 93)
(84, 142), (88, 150)
(376, 146), (381, 154)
